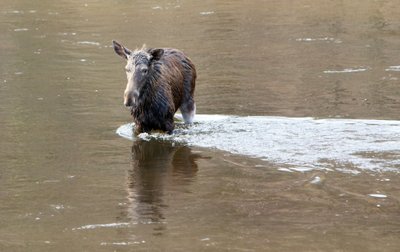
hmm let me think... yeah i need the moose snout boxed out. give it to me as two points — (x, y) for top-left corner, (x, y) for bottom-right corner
(124, 97), (133, 107)
(124, 90), (139, 107)
(124, 91), (134, 107)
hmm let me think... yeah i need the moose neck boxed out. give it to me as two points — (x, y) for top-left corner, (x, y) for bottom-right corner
(137, 73), (159, 105)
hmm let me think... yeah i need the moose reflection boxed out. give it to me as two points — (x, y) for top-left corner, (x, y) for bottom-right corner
(124, 139), (201, 228)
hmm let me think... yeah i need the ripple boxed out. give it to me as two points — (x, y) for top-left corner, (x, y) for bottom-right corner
(77, 41), (100, 46)
(368, 194), (387, 198)
(72, 222), (132, 230)
(385, 66), (400, 72)
(14, 28), (29, 32)
(296, 37), (342, 43)
(323, 68), (368, 73)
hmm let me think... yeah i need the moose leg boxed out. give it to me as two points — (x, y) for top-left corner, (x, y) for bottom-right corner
(164, 118), (175, 134)
(180, 100), (196, 124)
(134, 124), (143, 135)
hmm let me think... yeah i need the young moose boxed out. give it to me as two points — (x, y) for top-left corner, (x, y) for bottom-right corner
(113, 41), (196, 134)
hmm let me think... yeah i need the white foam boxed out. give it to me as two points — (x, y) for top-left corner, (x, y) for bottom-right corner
(324, 68), (368, 73)
(296, 37), (342, 43)
(368, 194), (387, 198)
(14, 28), (29, 32)
(50, 204), (65, 210)
(385, 66), (400, 72)
(73, 222), (132, 230)
(100, 241), (145, 246)
(77, 41), (100, 46)
(116, 115), (400, 173)
(310, 176), (322, 184)
(6, 10), (24, 14)
(200, 11), (215, 15)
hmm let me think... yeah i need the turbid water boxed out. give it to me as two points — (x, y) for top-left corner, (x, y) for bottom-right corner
(1, 0), (400, 251)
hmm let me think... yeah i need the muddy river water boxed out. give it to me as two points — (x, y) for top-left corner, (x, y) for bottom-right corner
(1, 0), (400, 251)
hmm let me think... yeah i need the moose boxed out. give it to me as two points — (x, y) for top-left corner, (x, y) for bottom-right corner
(112, 40), (196, 134)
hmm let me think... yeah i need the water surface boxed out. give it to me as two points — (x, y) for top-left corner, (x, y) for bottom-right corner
(117, 115), (400, 173)
(1, 0), (400, 251)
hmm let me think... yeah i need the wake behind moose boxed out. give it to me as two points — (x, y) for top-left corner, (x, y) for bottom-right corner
(113, 40), (196, 134)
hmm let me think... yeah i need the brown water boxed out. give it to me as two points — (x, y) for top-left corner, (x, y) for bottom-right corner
(1, 0), (400, 251)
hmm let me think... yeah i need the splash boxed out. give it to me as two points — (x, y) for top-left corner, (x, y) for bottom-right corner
(116, 115), (400, 173)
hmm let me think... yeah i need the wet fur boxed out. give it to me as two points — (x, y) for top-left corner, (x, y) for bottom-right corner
(129, 48), (196, 134)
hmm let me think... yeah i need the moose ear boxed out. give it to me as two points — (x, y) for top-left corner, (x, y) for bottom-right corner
(112, 40), (131, 59)
(149, 48), (164, 61)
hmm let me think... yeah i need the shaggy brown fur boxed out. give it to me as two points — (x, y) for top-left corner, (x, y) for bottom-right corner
(113, 41), (196, 134)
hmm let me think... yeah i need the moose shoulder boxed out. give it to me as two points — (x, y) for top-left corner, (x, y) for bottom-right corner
(112, 40), (196, 135)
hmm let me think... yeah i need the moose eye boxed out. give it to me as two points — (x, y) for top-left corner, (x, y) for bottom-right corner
(141, 68), (148, 74)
